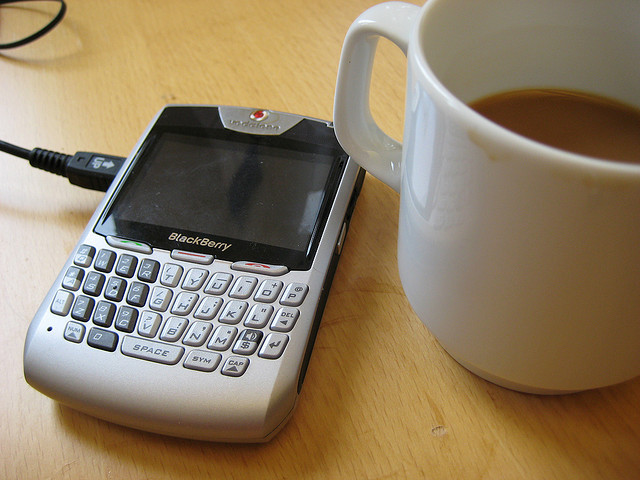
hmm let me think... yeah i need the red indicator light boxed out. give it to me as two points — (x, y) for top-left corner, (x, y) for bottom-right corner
(250, 110), (269, 121)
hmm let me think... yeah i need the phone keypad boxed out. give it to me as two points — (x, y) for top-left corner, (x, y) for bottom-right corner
(52, 243), (309, 377)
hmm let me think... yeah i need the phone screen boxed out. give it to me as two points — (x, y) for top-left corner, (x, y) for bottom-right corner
(95, 131), (341, 268)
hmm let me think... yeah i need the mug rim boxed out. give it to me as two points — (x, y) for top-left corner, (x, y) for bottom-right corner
(411, 0), (640, 175)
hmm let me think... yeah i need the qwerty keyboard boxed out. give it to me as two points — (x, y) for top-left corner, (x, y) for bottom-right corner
(50, 243), (309, 377)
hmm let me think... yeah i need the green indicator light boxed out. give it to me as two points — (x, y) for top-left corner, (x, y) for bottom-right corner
(121, 240), (143, 246)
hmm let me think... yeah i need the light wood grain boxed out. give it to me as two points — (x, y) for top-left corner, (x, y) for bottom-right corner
(1, 1), (639, 479)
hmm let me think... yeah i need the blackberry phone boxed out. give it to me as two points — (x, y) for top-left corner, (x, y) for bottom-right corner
(23, 105), (364, 442)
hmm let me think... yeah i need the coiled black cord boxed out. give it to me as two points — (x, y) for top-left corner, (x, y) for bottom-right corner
(0, 0), (66, 49)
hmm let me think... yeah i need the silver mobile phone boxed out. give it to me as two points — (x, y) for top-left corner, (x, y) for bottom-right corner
(24, 105), (364, 442)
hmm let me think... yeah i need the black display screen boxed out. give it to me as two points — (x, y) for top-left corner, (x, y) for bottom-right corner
(95, 123), (345, 269)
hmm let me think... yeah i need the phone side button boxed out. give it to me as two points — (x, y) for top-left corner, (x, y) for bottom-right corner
(335, 222), (348, 255)
(121, 336), (184, 365)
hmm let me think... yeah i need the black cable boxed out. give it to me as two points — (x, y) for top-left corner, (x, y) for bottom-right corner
(0, 138), (30, 158)
(1, 139), (126, 191)
(0, 0), (66, 49)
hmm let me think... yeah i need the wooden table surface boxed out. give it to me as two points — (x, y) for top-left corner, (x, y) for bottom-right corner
(1, 1), (639, 478)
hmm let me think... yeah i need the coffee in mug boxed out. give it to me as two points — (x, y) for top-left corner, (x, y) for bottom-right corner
(469, 88), (640, 164)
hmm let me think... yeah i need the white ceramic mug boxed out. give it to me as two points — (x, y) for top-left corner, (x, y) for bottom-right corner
(334, 0), (640, 393)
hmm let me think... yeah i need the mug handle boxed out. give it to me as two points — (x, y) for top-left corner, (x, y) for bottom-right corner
(333, 2), (420, 192)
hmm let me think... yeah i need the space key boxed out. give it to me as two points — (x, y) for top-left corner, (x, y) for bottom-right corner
(121, 336), (185, 365)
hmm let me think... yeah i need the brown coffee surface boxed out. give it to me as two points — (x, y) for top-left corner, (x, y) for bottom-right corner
(469, 89), (640, 164)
